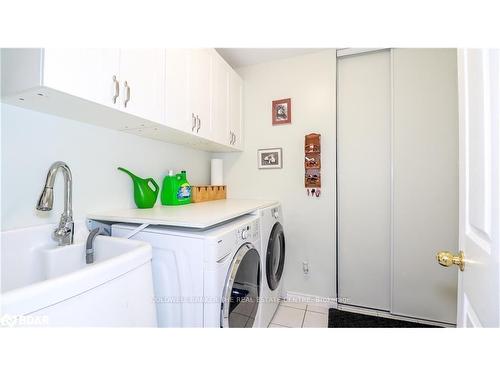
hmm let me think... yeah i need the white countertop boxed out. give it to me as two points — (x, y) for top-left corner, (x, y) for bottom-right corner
(86, 199), (278, 229)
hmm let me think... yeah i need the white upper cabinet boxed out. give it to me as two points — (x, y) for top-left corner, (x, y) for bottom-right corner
(118, 49), (165, 125)
(1, 48), (243, 152)
(188, 49), (212, 138)
(164, 49), (190, 132)
(229, 70), (243, 149)
(43, 48), (120, 108)
(210, 50), (243, 150)
(210, 51), (230, 144)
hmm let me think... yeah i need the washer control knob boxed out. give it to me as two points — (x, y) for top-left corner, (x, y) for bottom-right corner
(273, 210), (279, 219)
(241, 229), (249, 240)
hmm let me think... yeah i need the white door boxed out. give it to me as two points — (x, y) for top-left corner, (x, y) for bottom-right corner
(229, 70), (243, 149)
(118, 49), (165, 124)
(391, 49), (458, 324)
(43, 48), (120, 108)
(165, 49), (190, 132)
(211, 51), (230, 144)
(189, 49), (212, 138)
(337, 50), (392, 311)
(452, 49), (500, 327)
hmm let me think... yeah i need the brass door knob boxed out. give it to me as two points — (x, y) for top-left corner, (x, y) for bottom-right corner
(436, 251), (465, 272)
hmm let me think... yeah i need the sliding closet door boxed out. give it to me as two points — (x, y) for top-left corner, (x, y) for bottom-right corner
(391, 49), (458, 324)
(337, 50), (391, 310)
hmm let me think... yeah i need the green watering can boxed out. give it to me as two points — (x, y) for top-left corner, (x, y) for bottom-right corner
(118, 167), (159, 209)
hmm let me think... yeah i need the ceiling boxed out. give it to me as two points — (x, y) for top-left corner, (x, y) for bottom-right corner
(216, 48), (327, 69)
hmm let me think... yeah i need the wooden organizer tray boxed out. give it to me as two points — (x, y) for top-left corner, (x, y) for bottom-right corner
(191, 185), (227, 203)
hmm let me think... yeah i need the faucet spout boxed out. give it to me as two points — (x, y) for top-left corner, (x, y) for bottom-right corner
(36, 161), (74, 246)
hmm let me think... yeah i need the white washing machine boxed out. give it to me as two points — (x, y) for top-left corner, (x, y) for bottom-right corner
(257, 204), (285, 327)
(111, 215), (261, 328)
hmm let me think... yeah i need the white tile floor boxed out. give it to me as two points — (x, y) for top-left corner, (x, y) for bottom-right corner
(269, 300), (329, 328)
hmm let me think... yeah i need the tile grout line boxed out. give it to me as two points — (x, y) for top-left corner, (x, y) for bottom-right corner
(306, 305), (327, 315)
(300, 309), (307, 328)
(271, 304), (308, 328)
(304, 310), (329, 328)
(280, 304), (307, 311)
(270, 304), (327, 328)
(268, 303), (284, 327)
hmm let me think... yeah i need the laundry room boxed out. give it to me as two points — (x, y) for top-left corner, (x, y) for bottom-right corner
(1, 2), (499, 375)
(2, 46), (479, 329)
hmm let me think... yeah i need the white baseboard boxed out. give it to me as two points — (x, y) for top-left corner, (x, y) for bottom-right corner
(337, 304), (456, 328)
(284, 291), (338, 309)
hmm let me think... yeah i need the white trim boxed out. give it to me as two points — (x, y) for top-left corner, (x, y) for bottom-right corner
(284, 291), (338, 309)
(457, 48), (467, 327)
(389, 48), (395, 313)
(336, 48), (390, 58)
(461, 293), (483, 328)
(337, 304), (456, 328)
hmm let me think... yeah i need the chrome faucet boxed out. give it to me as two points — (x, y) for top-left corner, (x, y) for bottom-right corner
(36, 161), (74, 246)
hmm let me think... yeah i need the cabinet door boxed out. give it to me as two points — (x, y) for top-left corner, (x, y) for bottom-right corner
(189, 49), (212, 138)
(119, 49), (165, 124)
(229, 70), (243, 149)
(211, 52), (230, 144)
(165, 49), (190, 132)
(43, 48), (120, 108)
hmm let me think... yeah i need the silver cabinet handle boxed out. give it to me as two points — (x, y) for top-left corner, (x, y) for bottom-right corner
(232, 133), (236, 145)
(123, 81), (130, 108)
(192, 113), (197, 131)
(112, 75), (119, 104)
(196, 116), (201, 133)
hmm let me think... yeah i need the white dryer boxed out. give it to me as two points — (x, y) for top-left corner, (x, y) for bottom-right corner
(257, 204), (286, 327)
(111, 215), (261, 328)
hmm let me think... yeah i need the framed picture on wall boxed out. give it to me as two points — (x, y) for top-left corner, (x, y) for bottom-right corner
(272, 98), (292, 125)
(258, 148), (283, 169)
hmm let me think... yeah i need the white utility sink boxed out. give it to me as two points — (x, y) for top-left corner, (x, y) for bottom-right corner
(1, 222), (157, 327)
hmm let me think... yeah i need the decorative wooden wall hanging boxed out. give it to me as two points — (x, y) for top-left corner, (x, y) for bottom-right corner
(305, 133), (321, 197)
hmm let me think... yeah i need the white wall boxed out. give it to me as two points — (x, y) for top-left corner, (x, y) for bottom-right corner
(1, 104), (211, 230)
(214, 50), (337, 299)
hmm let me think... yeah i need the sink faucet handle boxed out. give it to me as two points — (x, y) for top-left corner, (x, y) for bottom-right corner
(53, 219), (74, 246)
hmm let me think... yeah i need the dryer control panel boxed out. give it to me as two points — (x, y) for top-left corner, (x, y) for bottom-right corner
(236, 221), (259, 243)
(207, 216), (260, 263)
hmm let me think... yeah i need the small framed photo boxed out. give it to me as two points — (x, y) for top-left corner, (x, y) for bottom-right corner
(272, 98), (291, 125)
(258, 148), (283, 169)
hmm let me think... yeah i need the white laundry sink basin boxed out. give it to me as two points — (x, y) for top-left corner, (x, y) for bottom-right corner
(1, 222), (157, 327)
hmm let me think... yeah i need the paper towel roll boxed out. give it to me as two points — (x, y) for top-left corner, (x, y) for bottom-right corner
(211, 159), (223, 186)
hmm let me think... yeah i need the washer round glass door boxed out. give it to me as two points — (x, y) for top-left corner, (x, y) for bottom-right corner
(221, 244), (261, 328)
(266, 222), (285, 291)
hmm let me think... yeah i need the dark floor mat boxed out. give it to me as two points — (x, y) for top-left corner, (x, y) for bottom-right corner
(328, 308), (438, 328)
